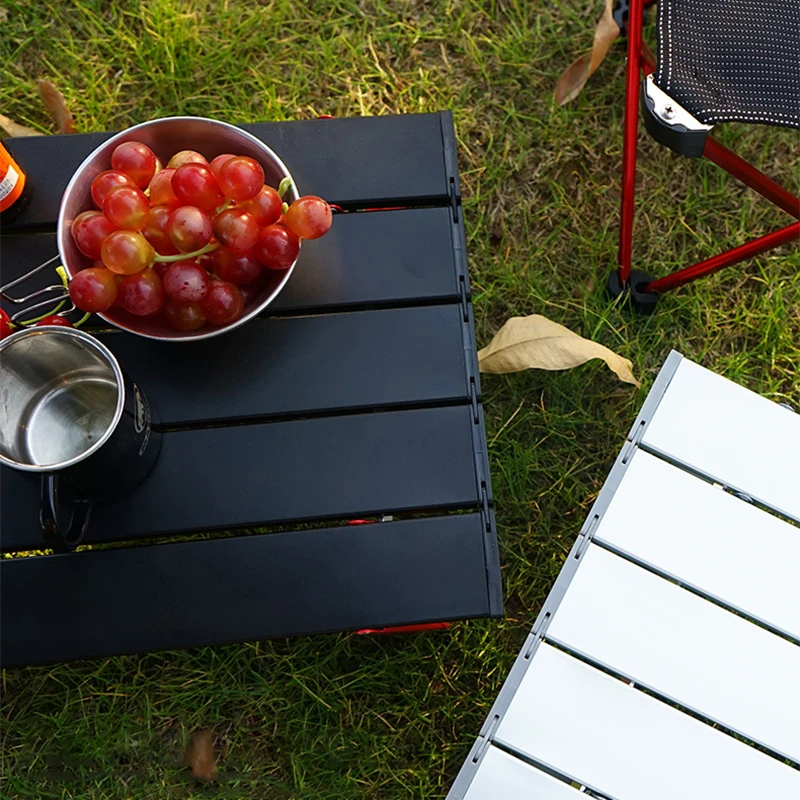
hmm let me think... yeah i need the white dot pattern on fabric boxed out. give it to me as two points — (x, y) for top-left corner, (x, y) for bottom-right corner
(655, 0), (800, 128)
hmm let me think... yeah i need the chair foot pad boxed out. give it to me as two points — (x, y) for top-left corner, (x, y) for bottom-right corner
(608, 269), (660, 315)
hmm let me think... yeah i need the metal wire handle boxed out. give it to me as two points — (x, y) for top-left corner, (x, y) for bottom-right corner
(0, 254), (75, 324)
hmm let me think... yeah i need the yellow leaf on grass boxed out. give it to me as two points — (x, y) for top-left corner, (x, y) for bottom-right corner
(554, 0), (620, 105)
(37, 80), (77, 134)
(0, 114), (43, 137)
(478, 315), (639, 387)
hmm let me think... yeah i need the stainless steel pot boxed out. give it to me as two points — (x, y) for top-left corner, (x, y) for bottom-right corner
(57, 116), (300, 341)
(0, 326), (161, 550)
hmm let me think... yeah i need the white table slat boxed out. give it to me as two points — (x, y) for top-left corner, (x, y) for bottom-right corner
(595, 449), (800, 640)
(494, 644), (800, 800)
(641, 358), (800, 522)
(546, 545), (800, 762)
(464, 746), (583, 800)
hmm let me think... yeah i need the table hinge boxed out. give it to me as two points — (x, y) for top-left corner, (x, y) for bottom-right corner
(479, 482), (492, 534)
(449, 176), (460, 223)
(469, 377), (480, 425)
(458, 274), (470, 323)
(472, 714), (501, 762)
(574, 513), (600, 560)
(726, 488), (755, 504)
(620, 418), (646, 464)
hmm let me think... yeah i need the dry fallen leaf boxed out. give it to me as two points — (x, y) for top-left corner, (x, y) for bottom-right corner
(478, 314), (639, 387)
(0, 114), (43, 137)
(184, 727), (218, 782)
(37, 80), (77, 133)
(555, 0), (620, 105)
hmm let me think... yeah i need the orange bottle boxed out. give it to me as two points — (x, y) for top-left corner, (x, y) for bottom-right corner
(0, 142), (29, 223)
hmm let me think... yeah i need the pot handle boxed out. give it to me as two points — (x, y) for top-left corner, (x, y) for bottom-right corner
(39, 473), (92, 553)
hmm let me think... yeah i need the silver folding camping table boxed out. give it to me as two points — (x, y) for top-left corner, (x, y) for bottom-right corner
(448, 351), (800, 799)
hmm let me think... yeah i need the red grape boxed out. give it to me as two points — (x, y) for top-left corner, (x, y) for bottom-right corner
(165, 301), (206, 332)
(212, 208), (258, 253)
(284, 196), (332, 240)
(167, 150), (208, 169)
(218, 156), (264, 202)
(102, 185), (150, 230)
(149, 169), (180, 207)
(201, 280), (244, 325)
(72, 210), (116, 259)
(35, 315), (73, 328)
(69, 267), (119, 312)
(211, 248), (262, 286)
(111, 141), (157, 189)
(172, 163), (224, 211)
(91, 170), (136, 208)
(101, 231), (155, 275)
(209, 153), (236, 177)
(166, 206), (213, 253)
(162, 260), (210, 303)
(243, 185), (282, 227)
(252, 224), (300, 269)
(0, 309), (13, 340)
(117, 268), (165, 316)
(143, 206), (180, 255)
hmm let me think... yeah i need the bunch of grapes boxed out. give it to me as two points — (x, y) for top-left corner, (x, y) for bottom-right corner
(69, 141), (332, 332)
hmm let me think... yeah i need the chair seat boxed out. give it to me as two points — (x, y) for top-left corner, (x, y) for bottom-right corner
(655, 0), (800, 128)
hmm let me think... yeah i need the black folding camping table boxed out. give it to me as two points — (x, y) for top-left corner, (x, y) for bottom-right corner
(0, 112), (502, 667)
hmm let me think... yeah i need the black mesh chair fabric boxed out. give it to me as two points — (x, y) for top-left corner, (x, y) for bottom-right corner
(655, 0), (800, 128)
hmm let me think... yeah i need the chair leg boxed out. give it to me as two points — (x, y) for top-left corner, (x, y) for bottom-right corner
(643, 222), (800, 293)
(703, 138), (800, 220)
(616, 0), (645, 288)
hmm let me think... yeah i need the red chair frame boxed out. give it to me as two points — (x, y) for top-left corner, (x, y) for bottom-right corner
(613, 0), (800, 307)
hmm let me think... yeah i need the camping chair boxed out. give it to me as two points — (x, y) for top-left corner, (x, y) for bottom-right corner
(607, 0), (800, 313)
(447, 351), (800, 798)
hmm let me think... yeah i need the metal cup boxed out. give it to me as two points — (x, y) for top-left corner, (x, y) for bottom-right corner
(0, 327), (161, 551)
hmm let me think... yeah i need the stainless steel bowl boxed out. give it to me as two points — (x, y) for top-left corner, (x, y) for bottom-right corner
(57, 116), (300, 341)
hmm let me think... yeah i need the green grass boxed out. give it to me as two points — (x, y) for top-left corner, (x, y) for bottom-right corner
(1, 1), (798, 797)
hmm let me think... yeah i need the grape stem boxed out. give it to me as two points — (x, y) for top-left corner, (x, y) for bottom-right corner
(18, 300), (67, 326)
(153, 242), (219, 263)
(277, 177), (293, 200)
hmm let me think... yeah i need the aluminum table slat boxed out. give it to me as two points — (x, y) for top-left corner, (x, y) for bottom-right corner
(595, 448), (800, 640)
(463, 746), (583, 800)
(546, 544), (800, 762)
(640, 357), (800, 523)
(493, 644), (800, 800)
